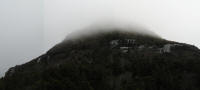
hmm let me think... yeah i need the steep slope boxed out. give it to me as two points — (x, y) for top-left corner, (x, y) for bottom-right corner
(0, 30), (200, 90)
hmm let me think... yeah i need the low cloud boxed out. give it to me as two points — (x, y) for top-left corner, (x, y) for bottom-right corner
(64, 21), (161, 41)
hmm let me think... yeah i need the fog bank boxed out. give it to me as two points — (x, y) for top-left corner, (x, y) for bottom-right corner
(44, 0), (200, 50)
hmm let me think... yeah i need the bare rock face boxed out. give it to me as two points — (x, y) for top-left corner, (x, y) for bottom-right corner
(1, 30), (200, 90)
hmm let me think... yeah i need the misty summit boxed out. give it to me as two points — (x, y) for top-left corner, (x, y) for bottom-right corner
(0, 29), (200, 90)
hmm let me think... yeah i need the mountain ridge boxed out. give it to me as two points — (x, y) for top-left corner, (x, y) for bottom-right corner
(0, 30), (200, 90)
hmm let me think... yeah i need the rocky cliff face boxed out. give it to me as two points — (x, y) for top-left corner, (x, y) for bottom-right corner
(0, 30), (200, 90)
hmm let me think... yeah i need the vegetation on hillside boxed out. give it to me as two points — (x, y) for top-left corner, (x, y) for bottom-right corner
(0, 30), (200, 90)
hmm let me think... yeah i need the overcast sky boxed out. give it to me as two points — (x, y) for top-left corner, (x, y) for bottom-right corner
(0, 0), (43, 77)
(45, 0), (200, 49)
(0, 0), (200, 77)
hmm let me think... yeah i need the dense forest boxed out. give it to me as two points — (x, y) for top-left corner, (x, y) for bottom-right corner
(0, 30), (200, 90)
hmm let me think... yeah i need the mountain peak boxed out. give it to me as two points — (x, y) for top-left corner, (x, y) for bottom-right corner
(1, 29), (200, 90)
(64, 24), (161, 41)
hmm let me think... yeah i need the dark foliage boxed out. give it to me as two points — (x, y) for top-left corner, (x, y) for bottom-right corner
(0, 30), (200, 90)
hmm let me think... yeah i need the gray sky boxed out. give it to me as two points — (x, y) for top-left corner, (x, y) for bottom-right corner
(0, 0), (200, 77)
(44, 0), (200, 50)
(0, 0), (43, 77)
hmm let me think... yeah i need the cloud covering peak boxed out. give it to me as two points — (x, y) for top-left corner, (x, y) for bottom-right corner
(64, 21), (160, 40)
